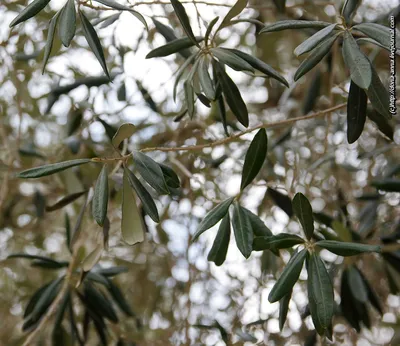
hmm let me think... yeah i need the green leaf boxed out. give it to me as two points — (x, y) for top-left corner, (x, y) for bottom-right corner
(45, 191), (86, 212)
(31, 276), (64, 320)
(371, 179), (400, 192)
(358, 270), (383, 314)
(106, 279), (134, 316)
(279, 291), (292, 330)
(112, 123), (136, 148)
(353, 23), (392, 50)
(52, 290), (70, 345)
(198, 56), (216, 100)
(170, 0), (198, 44)
(133, 152), (169, 195)
(342, 31), (372, 89)
(205, 16), (219, 45)
(340, 269), (361, 332)
(97, 266), (128, 277)
(241, 207), (272, 237)
(294, 24), (337, 56)
(307, 253), (334, 335)
(31, 259), (69, 269)
(240, 128), (268, 190)
(367, 107), (394, 140)
(342, 0), (361, 24)
(316, 240), (381, 256)
(218, 0), (248, 30)
(173, 51), (199, 101)
(82, 244), (104, 272)
(158, 163), (180, 188)
(294, 33), (338, 81)
(122, 169), (146, 244)
(292, 193), (314, 240)
(9, 0), (51, 27)
(184, 79), (195, 119)
(366, 67), (391, 119)
(207, 213), (231, 266)
(92, 165), (108, 226)
(94, 0), (147, 29)
(58, 0), (76, 47)
(253, 233), (305, 251)
(146, 36), (203, 59)
(268, 248), (307, 302)
(84, 283), (118, 322)
(125, 167), (159, 223)
(192, 197), (234, 241)
(347, 80), (367, 143)
(331, 220), (352, 242)
(42, 11), (60, 74)
(260, 20), (331, 34)
(211, 48), (254, 72)
(267, 188), (293, 217)
(216, 95), (229, 136)
(214, 61), (248, 127)
(7, 253), (64, 265)
(79, 10), (110, 79)
(24, 281), (52, 318)
(16, 159), (91, 178)
(224, 48), (289, 87)
(97, 117), (117, 142)
(232, 202), (253, 258)
(347, 266), (368, 303)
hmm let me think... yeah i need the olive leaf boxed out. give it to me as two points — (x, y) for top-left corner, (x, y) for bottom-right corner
(260, 20), (331, 34)
(42, 11), (61, 74)
(366, 67), (391, 119)
(192, 197), (234, 241)
(92, 165), (109, 226)
(371, 179), (400, 192)
(205, 16), (219, 45)
(279, 291), (292, 330)
(46, 190), (87, 212)
(17, 159), (92, 179)
(342, 0), (361, 24)
(198, 56), (216, 100)
(59, 0), (76, 47)
(253, 233), (305, 251)
(232, 202), (253, 258)
(217, 0), (248, 31)
(267, 188), (293, 217)
(112, 123), (136, 148)
(146, 36), (203, 58)
(122, 169), (145, 245)
(292, 193), (314, 240)
(170, 0), (198, 44)
(316, 240), (381, 256)
(353, 23), (393, 50)
(241, 128), (268, 190)
(208, 213), (231, 266)
(342, 30), (372, 89)
(79, 10), (110, 79)
(211, 48), (254, 73)
(9, 0), (51, 27)
(347, 80), (367, 143)
(82, 244), (104, 272)
(294, 24), (337, 57)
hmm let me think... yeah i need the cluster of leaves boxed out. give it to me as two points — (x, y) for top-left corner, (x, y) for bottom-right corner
(16, 122), (180, 270)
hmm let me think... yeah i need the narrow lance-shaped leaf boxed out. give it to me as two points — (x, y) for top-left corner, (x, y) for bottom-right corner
(353, 23), (393, 49)
(125, 167), (159, 223)
(211, 48), (254, 72)
(294, 24), (337, 56)
(24, 281), (53, 318)
(294, 33), (338, 81)
(82, 244), (104, 272)
(133, 152), (169, 194)
(170, 0), (198, 44)
(46, 190), (87, 212)
(79, 10), (110, 79)
(84, 283), (118, 322)
(92, 165), (109, 226)
(279, 291), (292, 330)
(267, 188), (293, 217)
(292, 193), (314, 240)
(192, 197), (234, 241)
(371, 179), (400, 192)
(347, 266), (368, 303)
(184, 79), (195, 119)
(260, 20), (331, 34)
(31, 276), (64, 320)
(198, 57), (216, 100)
(112, 123), (136, 148)
(42, 11), (60, 74)
(17, 159), (92, 179)
(342, 30), (372, 89)
(58, 0), (76, 47)
(205, 16), (219, 45)
(9, 0), (51, 27)
(240, 128), (268, 190)
(316, 240), (381, 256)
(241, 207), (272, 237)
(307, 253), (334, 336)
(217, 0), (248, 30)
(268, 249), (307, 303)
(146, 36), (203, 59)
(122, 169), (146, 244)
(94, 0), (147, 29)
(366, 66), (391, 119)
(367, 108), (394, 140)
(342, 0), (361, 24)
(216, 95), (229, 137)
(106, 279), (134, 316)
(347, 80), (367, 143)
(158, 163), (180, 188)
(253, 233), (305, 251)
(173, 51), (199, 101)
(232, 203), (253, 258)
(208, 213), (231, 266)
(214, 61), (248, 127)
(224, 48), (289, 87)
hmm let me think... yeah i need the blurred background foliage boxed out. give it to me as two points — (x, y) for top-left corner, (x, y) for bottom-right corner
(0, 0), (399, 345)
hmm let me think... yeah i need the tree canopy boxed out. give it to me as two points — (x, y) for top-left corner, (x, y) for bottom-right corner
(0, 0), (399, 345)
